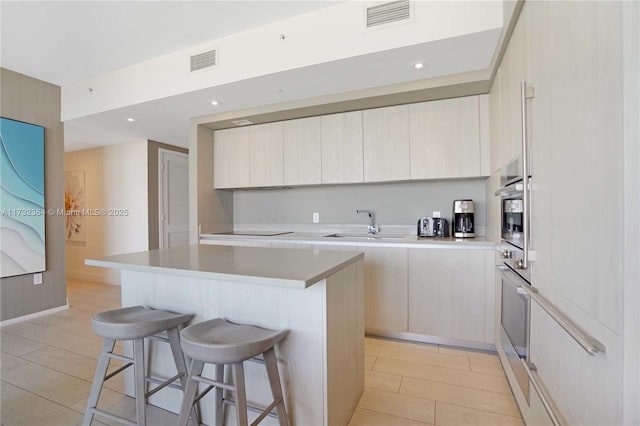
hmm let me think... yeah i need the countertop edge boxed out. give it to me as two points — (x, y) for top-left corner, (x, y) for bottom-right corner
(199, 234), (497, 249)
(85, 249), (365, 289)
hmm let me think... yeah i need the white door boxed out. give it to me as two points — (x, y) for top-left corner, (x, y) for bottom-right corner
(159, 149), (189, 248)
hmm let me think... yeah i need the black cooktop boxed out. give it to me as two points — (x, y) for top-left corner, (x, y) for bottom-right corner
(213, 231), (293, 237)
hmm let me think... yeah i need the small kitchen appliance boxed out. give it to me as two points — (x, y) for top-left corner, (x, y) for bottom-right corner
(417, 217), (433, 237)
(417, 217), (449, 238)
(453, 200), (475, 238)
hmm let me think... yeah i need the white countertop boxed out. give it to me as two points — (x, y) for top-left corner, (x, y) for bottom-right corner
(200, 231), (496, 249)
(85, 244), (364, 289)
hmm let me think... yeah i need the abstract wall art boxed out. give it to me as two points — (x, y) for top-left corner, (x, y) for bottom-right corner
(64, 170), (86, 242)
(0, 117), (46, 278)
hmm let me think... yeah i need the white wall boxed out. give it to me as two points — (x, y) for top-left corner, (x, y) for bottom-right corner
(62, 1), (502, 120)
(65, 141), (148, 285)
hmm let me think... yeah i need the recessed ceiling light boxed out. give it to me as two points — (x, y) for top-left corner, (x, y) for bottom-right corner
(412, 61), (425, 70)
(210, 100), (219, 106)
(127, 117), (136, 122)
(232, 119), (254, 126)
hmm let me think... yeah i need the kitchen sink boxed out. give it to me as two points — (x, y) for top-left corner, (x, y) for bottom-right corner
(324, 233), (408, 240)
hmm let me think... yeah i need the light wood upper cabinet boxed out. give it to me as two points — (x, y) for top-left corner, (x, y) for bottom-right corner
(283, 117), (322, 186)
(213, 127), (250, 189)
(408, 248), (486, 343)
(363, 105), (411, 183)
(409, 96), (481, 179)
(321, 111), (364, 184)
(249, 122), (283, 187)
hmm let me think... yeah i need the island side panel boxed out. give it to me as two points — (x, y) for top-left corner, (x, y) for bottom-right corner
(325, 259), (365, 426)
(120, 269), (326, 426)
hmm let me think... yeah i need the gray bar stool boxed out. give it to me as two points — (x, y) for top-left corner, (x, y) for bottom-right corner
(177, 318), (289, 426)
(83, 305), (194, 426)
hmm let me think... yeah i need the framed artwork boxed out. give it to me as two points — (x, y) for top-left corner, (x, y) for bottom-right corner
(64, 170), (86, 242)
(0, 117), (46, 278)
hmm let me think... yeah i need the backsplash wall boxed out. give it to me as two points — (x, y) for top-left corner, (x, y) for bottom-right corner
(233, 179), (486, 231)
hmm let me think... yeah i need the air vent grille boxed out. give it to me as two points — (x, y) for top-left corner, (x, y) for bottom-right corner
(190, 49), (217, 72)
(366, 0), (411, 28)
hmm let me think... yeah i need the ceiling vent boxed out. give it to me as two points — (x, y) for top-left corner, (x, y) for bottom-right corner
(366, 0), (411, 28)
(190, 49), (217, 72)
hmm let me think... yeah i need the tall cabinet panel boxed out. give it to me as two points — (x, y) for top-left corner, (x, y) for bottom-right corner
(283, 117), (322, 186)
(494, 2), (625, 425)
(321, 111), (364, 184)
(213, 127), (250, 189)
(409, 96), (481, 179)
(489, 71), (502, 174)
(363, 105), (411, 182)
(249, 122), (283, 187)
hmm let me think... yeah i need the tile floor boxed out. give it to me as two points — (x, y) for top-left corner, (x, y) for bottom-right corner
(0, 280), (524, 426)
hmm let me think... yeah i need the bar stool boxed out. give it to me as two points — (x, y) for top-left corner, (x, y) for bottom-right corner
(176, 318), (289, 426)
(83, 306), (194, 426)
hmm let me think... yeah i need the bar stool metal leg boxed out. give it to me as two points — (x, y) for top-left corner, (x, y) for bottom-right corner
(232, 363), (248, 426)
(214, 364), (225, 426)
(167, 328), (199, 426)
(83, 339), (116, 426)
(264, 348), (289, 426)
(133, 338), (146, 426)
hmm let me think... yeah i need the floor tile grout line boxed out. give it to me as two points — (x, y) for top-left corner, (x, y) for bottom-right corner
(399, 375), (519, 398)
(1, 378), (90, 417)
(373, 354), (505, 376)
(372, 371), (513, 396)
(356, 407), (433, 426)
(432, 400), (525, 420)
(366, 355), (471, 373)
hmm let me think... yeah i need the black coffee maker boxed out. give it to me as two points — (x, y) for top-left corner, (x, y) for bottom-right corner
(453, 200), (475, 238)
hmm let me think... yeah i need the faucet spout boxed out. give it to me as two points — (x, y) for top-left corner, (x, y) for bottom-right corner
(356, 209), (379, 234)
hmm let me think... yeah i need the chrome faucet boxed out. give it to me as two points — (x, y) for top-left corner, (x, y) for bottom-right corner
(356, 209), (379, 235)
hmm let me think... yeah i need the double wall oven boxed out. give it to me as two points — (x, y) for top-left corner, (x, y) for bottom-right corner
(495, 82), (533, 404)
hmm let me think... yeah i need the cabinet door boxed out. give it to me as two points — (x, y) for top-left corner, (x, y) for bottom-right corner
(249, 122), (283, 187)
(363, 105), (410, 182)
(497, 14), (529, 170)
(360, 246), (408, 333)
(408, 248), (485, 342)
(283, 117), (321, 185)
(214, 127), (250, 189)
(489, 71), (502, 175)
(321, 111), (364, 184)
(506, 15), (529, 164)
(409, 96), (481, 179)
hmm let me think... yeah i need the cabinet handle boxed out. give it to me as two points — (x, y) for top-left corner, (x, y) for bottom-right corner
(521, 81), (530, 270)
(520, 359), (561, 426)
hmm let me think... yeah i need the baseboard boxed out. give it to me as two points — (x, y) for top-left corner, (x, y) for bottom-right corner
(0, 302), (69, 326)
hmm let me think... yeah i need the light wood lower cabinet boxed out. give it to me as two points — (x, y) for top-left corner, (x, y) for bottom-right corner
(408, 248), (486, 342)
(359, 246), (408, 333)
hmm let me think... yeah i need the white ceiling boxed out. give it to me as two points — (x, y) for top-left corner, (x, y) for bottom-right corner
(1, 1), (503, 152)
(0, 1), (342, 86)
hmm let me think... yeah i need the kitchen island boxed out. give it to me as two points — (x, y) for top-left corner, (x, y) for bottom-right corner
(86, 244), (364, 426)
